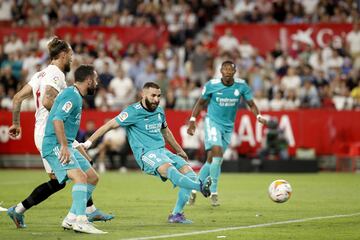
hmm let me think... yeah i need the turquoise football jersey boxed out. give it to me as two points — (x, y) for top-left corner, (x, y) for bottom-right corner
(115, 102), (167, 161)
(201, 78), (253, 131)
(42, 86), (83, 156)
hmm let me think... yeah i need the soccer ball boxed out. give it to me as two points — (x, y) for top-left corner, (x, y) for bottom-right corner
(268, 179), (292, 203)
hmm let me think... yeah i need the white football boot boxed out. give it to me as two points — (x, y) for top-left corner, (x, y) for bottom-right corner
(73, 218), (107, 234)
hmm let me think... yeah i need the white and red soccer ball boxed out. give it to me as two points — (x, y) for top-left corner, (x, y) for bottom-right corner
(268, 179), (292, 203)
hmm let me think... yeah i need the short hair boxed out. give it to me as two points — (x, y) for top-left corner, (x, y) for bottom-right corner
(143, 82), (160, 90)
(74, 65), (95, 83)
(47, 37), (70, 60)
(221, 60), (236, 69)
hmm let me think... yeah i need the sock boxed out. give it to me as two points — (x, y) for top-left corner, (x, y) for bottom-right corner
(210, 157), (223, 193)
(167, 166), (200, 191)
(66, 212), (77, 221)
(172, 171), (197, 215)
(20, 179), (66, 213)
(14, 203), (26, 214)
(69, 183), (87, 216)
(198, 162), (211, 182)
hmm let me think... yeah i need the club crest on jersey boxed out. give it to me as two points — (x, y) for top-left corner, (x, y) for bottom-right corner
(53, 76), (59, 84)
(62, 101), (72, 113)
(234, 89), (240, 96)
(119, 112), (128, 122)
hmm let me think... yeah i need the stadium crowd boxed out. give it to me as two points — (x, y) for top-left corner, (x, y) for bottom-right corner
(0, 0), (360, 112)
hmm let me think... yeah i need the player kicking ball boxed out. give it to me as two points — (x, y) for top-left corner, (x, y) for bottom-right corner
(81, 82), (212, 224)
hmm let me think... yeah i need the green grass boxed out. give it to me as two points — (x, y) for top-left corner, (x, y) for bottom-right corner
(0, 170), (359, 240)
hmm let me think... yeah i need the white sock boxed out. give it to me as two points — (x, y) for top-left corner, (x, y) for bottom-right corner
(86, 205), (96, 214)
(66, 212), (77, 220)
(76, 215), (88, 222)
(15, 203), (26, 214)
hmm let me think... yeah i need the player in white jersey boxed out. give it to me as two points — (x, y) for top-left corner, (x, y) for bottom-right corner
(29, 64), (67, 173)
(7, 37), (113, 229)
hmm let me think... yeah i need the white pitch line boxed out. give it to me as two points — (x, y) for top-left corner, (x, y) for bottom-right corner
(121, 212), (360, 240)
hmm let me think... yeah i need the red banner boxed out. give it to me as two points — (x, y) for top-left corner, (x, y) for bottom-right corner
(214, 23), (352, 54)
(1, 110), (360, 155)
(0, 26), (168, 48)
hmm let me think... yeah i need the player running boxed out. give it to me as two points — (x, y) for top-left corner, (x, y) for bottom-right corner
(187, 60), (267, 206)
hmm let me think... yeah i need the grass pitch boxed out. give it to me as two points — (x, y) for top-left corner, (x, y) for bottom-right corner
(0, 170), (359, 240)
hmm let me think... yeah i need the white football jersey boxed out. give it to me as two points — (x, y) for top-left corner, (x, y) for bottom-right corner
(28, 65), (66, 135)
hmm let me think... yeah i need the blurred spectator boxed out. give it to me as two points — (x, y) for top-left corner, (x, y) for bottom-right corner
(299, 80), (320, 108)
(217, 28), (240, 54)
(346, 22), (360, 70)
(108, 67), (135, 110)
(98, 62), (114, 89)
(97, 126), (129, 173)
(180, 122), (202, 161)
(4, 33), (24, 55)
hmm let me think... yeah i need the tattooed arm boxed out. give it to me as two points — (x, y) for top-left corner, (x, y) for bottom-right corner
(9, 84), (33, 139)
(42, 85), (59, 111)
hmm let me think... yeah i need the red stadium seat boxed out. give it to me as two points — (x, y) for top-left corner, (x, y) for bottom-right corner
(335, 142), (360, 172)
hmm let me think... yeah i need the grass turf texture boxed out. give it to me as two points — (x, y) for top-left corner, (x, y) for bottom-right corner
(0, 170), (359, 240)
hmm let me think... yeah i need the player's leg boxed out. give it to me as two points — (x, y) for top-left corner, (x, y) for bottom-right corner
(141, 150), (211, 196)
(208, 129), (231, 206)
(67, 149), (114, 223)
(7, 160), (65, 228)
(209, 145), (223, 206)
(169, 164), (198, 224)
(59, 151), (105, 234)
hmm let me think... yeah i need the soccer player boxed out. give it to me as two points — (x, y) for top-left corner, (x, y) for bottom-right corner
(81, 82), (212, 224)
(7, 37), (112, 229)
(187, 60), (267, 206)
(41, 64), (106, 234)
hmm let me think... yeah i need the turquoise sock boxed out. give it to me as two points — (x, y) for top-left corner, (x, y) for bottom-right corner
(167, 166), (200, 191)
(198, 162), (211, 182)
(172, 171), (197, 215)
(70, 183), (87, 216)
(210, 157), (223, 193)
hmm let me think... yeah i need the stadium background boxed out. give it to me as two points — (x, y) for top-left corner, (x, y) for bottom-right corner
(0, 0), (360, 172)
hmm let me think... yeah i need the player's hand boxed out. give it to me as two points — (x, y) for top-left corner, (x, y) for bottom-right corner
(177, 150), (189, 161)
(59, 145), (71, 164)
(257, 115), (268, 126)
(187, 122), (196, 136)
(8, 124), (21, 139)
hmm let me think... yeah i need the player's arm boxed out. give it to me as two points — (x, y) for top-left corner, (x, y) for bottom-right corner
(42, 85), (59, 111)
(53, 119), (71, 164)
(73, 140), (92, 163)
(246, 99), (267, 125)
(161, 126), (188, 160)
(9, 84), (33, 139)
(187, 97), (208, 136)
(82, 118), (120, 149)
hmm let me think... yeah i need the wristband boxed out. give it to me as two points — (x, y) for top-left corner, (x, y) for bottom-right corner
(83, 140), (93, 149)
(189, 116), (196, 122)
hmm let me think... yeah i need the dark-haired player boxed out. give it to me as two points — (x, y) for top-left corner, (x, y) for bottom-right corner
(187, 61), (267, 206)
(7, 38), (112, 228)
(81, 82), (212, 224)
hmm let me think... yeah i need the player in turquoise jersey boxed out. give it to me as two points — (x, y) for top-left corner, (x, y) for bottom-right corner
(187, 60), (267, 206)
(42, 65), (106, 234)
(81, 82), (212, 224)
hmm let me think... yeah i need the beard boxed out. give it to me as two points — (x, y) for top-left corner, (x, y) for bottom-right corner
(87, 86), (97, 96)
(144, 97), (158, 111)
(64, 62), (71, 73)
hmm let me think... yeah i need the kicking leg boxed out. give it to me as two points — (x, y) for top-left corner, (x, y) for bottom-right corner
(169, 165), (197, 224)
